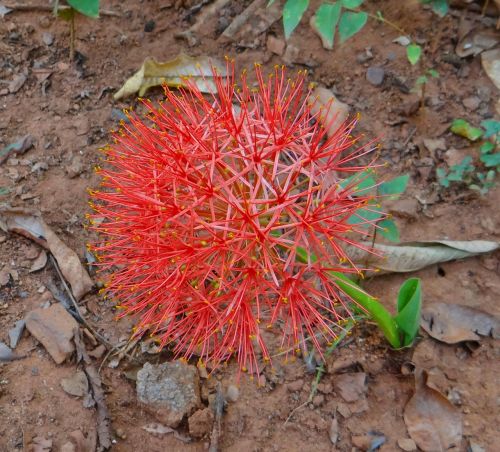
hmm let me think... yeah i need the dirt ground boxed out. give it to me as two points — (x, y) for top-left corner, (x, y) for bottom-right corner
(1, 0), (499, 451)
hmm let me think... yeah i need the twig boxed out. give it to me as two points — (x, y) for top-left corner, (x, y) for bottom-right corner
(4, 3), (121, 17)
(49, 254), (112, 347)
(174, 0), (231, 46)
(74, 329), (112, 450)
(208, 382), (225, 452)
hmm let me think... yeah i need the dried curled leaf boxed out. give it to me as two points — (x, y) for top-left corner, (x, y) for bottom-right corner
(114, 54), (226, 100)
(421, 303), (499, 343)
(0, 207), (93, 300)
(346, 240), (499, 274)
(404, 369), (462, 451)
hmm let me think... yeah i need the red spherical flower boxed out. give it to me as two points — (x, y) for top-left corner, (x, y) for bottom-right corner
(89, 63), (380, 375)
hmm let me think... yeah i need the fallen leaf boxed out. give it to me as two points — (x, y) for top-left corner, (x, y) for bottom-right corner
(421, 303), (499, 343)
(30, 249), (48, 272)
(481, 48), (500, 90)
(404, 369), (462, 451)
(0, 134), (35, 164)
(456, 28), (499, 58)
(61, 370), (90, 397)
(308, 86), (350, 139)
(114, 54), (226, 100)
(0, 207), (93, 300)
(346, 240), (499, 274)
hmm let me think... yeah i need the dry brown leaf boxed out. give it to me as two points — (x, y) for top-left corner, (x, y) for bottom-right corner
(114, 54), (226, 100)
(307, 87), (350, 139)
(421, 303), (499, 344)
(346, 240), (499, 274)
(481, 48), (500, 90)
(0, 207), (93, 300)
(456, 28), (499, 58)
(404, 369), (462, 451)
(29, 249), (47, 272)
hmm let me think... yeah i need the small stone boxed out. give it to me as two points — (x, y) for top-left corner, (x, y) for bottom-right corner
(42, 32), (54, 46)
(136, 361), (200, 427)
(422, 137), (446, 155)
(283, 44), (300, 65)
(267, 35), (285, 56)
(329, 417), (339, 445)
(67, 155), (84, 178)
(337, 402), (351, 418)
(61, 442), (76, 452)
(226, 384), (239, 402)
(397, 437), (417, 451)
(144, 19), (156, 32)
(462, 96), (481, 111)
(9, 73), (27, 93)
(468, 441), (486, 452)
(312, 394), (324, 406)
(25, 303), (78, 364)
(88, 344), (106, 359)
(188, 408), (214, 438)
(286, 379), (304, 392)
(366, 66), (385, 86)
(61, 371), (89, 397)
(334, 372), (367, 402)
(39, 16), (52, 28)
(317, 381), (333, 394)
(0, 269), (10, 286)
(386, 198), (419, 220)
(115, 428), (127, 440)
(356, 48), (373, 64)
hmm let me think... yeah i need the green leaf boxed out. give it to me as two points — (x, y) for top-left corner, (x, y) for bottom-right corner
(427, 68), (439, 78)
(415, 75), (428, 85)
(0, 187), (10, 196)
(450, 118), (483, 142)
(338, 11), (367, 43)
(394, 278), (422, 347)
(378, 219), (400, 242)
(283, 0), (309, 40)
(67, 0), (99, 18)
(480, 153), (500, 167)
(346, 204), (383, 226)
(314, 2), (342, 49)
(480, 142), (495, 154)
(407, 44), (422, 65)
(341, 0), (364, 8)
(378, 174), (409, 197)
(339, 169), (376, 195)
(430, 0), (448, 17)
(436, 168), (449, 187)
(480, 119), (500, 139)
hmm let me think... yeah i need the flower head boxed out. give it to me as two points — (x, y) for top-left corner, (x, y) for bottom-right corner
(89, 63), (380, 375)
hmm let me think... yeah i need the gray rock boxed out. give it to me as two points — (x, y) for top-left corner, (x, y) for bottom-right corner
(226, 384), (239, 402)
(397, 437), (417, 451)
(67, 155), (84, 179)
(8, 319), (25, 348)
(366, 66), (385, 86)
(25, 303), (78, 364)
(462, 96), (481, 111)
(61, 370), (89, 397)
(136, 361), (200, 427)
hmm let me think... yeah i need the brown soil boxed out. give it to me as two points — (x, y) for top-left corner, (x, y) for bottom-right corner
(1, 1), (499, 451)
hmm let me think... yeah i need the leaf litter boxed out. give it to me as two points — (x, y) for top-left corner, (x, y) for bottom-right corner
(421, 303), (499, 343)
(0, 207), (93, 300)
(404, 369), (462, 451)
(114, 54), (227, 100)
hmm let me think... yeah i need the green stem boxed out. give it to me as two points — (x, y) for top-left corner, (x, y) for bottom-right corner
(294, 246), (401, 349)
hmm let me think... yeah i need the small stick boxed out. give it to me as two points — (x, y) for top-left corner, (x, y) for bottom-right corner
(208, 382), (225, 452)
(4, 3), (121, 17)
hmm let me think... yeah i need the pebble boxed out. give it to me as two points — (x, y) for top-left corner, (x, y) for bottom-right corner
(88, 344), (106, 359)
(115, 428), (127, 440)
(144, 19), (156, 32)
(8, 73), (27, 93)
(366, 66), (385, 86)
(226, 384), (239, 402)
(8, 319), (25, 348)
(25, 303), (78, 364)
(267, 35), (285, 56)
(286, 379), (304, 392)
(462, 96), (481, 111)
(42, 32), (54, 46)
(397, 437), (417, 451)
(67, 155), (84, 179)
(136, 361), (200, 428)
(60, 371), (89, 397)
(188, 408), (214, 438)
